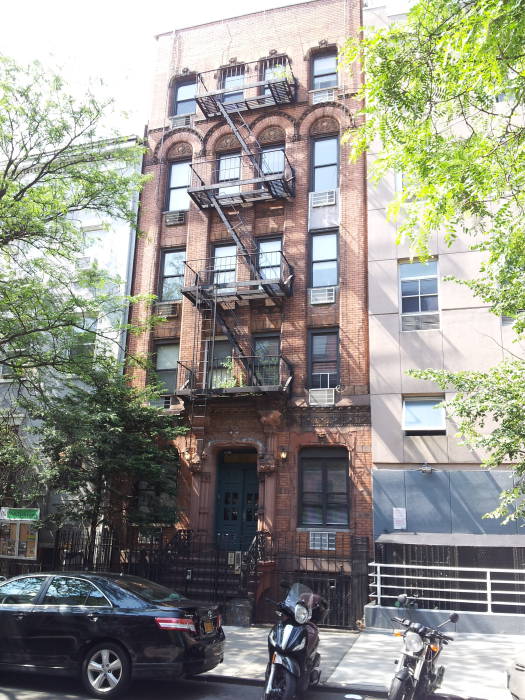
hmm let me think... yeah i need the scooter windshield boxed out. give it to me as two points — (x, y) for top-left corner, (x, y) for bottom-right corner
(283, 582), (315, 611)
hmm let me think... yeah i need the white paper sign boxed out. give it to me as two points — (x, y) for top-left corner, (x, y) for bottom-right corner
(393, 507), (407, 530)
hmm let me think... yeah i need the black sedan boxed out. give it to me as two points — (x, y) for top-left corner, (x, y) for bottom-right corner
(0, 572), (225, 698)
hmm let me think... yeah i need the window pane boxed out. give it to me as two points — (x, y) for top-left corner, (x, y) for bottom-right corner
(314, 165), (338, 192)
(312, 333), (337, 359)
(156, 344), (180, 370)
(420, 295), (438, 312)
(399, 260), (437, 278)
(313, 261), (337, 287)
(176, 82), (196, 101)
(162, 278), (182, 301)
(402, 296), (420, 313)
(312, 233), (337, 262)
(403, 398), (445, 429)
(302, 505), (323, 525)
(313, 54), (337, 76)
(314, 138), (338, 167)
(224, 73), (244, 90)
(163, 251), (185, 276)
(265, 63), (283, 81)
(261, 147), (285, 174)
(255, 336), (279, 356)
(156, 369), (177, 394)
(176, 99), (195, 115)
(168, 188), (190, 212)
(420, 278), (437, 294)
(0, 577), (45, 604)
(401, 279), (419, 296)
(43, 577), (98, 606)
(303, 467), (322, 491)
(170, 162), (191, 188)
(218, 155), (241, 181)
(326, 504), (347, 525)
(326, 467), (346, 493)
(314, 74), (337, 90)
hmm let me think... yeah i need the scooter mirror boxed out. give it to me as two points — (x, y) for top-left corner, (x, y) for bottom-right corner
(397, 593), (408, 606)
(449, 612), (459, 623)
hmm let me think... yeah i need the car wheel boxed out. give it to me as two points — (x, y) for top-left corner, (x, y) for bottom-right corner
(81, 642), (131, 698)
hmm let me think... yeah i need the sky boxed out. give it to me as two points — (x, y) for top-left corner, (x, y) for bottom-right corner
(1, 0), (311, 135)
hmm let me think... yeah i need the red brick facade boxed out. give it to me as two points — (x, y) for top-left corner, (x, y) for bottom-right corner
(128, 0), (372, 559)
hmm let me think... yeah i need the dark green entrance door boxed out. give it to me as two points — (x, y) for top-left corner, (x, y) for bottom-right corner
(216, 450), (258, 551)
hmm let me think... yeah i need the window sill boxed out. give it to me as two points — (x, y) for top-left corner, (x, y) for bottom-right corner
(296, 527), (351, 532)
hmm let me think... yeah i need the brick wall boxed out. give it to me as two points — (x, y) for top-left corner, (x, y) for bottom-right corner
(128, 0), (372, 556)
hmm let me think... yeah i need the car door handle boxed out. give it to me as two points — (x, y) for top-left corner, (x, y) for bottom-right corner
(87, 614), (99, 622)
(15, 613), (27, 621)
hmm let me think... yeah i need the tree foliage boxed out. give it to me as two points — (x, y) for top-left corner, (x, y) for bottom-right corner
(0, 56), (146, 376)
(341, 0), (525, 518)
(341, 0), (525, 321)
(26, 357), (185, 536)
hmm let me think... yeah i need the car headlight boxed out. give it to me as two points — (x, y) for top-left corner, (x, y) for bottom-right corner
(294, 602), (311, 624)
(404, 632), (424, 654)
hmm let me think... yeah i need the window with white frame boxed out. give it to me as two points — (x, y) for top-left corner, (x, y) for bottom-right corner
(402, 396), (446, 435)
(399, 259), (439, 331)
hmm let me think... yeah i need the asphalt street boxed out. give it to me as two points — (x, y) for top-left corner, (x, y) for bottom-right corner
(0, 674), (384, 700)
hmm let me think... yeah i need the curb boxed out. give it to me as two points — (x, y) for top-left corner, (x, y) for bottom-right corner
(195, 675), (475, 699)
(197, 674), (389, 695)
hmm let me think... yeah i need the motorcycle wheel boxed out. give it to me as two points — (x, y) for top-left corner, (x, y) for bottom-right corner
(263, 664), (297, 700)
(388, 677), (413, 700)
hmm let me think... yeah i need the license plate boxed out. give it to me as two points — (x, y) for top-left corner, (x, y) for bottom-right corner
(204, 620), (214, 634)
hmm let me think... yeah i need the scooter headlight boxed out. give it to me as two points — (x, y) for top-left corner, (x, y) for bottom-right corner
(404, 631), (424, 654)
(294, 602), (311, 624)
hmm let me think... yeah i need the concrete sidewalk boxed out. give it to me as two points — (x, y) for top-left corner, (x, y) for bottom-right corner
(204, 625), (518, 700)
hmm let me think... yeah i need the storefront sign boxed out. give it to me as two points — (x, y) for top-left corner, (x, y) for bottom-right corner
(0, 507), (39, 521)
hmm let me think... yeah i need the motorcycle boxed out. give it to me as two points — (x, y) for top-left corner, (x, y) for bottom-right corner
(262, 582), (328, 700)
(388, 593), (459, 700)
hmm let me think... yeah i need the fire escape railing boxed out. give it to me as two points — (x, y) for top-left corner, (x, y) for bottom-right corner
(181, 252), (293, 301)
(188, 152), (295, 209)
(196, 56), (296, 119)
(176, 354), (293, 395)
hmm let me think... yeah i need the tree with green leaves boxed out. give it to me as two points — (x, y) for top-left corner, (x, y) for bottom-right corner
(0, 55), (146, 377)
(341, 0), (525, 520)
(26, 357), (185, 544)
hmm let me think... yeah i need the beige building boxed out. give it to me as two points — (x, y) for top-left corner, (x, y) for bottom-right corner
(364, 1), (525, 615)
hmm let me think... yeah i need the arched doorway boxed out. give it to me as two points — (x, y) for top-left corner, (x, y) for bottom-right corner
(215, 448), (258, 550)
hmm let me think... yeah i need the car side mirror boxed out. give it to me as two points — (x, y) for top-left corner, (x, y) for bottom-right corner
(397, 593), (408, 606)
(449, 612), (459, 623)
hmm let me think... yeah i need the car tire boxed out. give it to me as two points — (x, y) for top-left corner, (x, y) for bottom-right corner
(81, 641), (131, 698)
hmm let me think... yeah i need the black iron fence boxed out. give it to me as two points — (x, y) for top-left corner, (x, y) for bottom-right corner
(45, 528), (369, 628)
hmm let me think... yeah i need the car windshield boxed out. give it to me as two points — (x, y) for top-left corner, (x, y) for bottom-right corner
(114, 576), (185, 605)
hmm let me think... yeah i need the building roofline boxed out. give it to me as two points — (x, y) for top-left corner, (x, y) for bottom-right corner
(155, 0), (322, 39)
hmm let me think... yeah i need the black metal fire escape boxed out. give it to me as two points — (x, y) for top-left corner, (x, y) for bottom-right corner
(177, 57), (297, 424)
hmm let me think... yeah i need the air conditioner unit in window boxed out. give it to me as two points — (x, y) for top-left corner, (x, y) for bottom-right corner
(309, 531), (336, 551)
(308, 388), (335, 406)
(169, 114), (193, 129)
(311, 190), (336, 207)
(155, 302), (180, 318)
(164, 211), (186, 226)
(311, 87), (337, 104)
(310, 287), (336, 305)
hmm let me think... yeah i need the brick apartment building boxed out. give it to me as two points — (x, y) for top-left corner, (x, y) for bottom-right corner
(129, 0), (371, 623)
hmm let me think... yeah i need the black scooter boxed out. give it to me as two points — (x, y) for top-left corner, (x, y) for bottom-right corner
(262, 582), (328, 700)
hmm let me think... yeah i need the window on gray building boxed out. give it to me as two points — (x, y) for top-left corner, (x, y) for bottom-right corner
(399, 259), (439, 331)
(402, 396), (446, 435)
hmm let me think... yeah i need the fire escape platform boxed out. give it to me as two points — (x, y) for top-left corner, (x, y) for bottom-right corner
(196, 56), (296, 120)
(188, 171), (295, 210)
(175, 384), (289, 398)
(181, 279), (289, 304)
